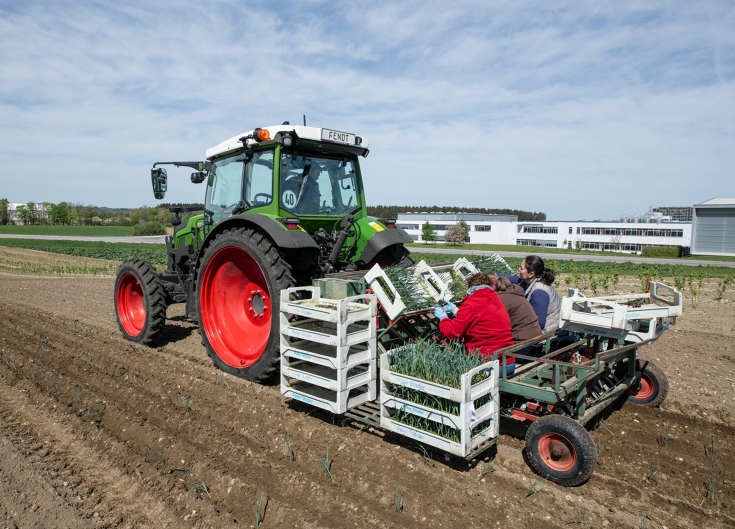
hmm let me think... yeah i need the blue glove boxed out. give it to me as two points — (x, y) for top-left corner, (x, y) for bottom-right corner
(433, 305), (448, 320)
(443, 301), (457, 314)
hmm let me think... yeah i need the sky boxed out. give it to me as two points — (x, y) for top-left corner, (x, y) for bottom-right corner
(0, 1), (733, 221)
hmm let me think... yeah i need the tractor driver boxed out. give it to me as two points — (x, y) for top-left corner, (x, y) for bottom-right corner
(293, 165), (323, 214)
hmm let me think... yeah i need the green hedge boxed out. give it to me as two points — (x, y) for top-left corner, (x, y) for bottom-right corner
(132, 221), (167, 236)
(641, 246), (680, 258)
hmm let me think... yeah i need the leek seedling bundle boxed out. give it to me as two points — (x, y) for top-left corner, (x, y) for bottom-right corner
(470, 254), (513, 275)
(388, 339), (488, 389)
(384, 266), (433, 312)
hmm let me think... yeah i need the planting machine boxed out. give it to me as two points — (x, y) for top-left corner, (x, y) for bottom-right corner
(114, 123), (682, 487)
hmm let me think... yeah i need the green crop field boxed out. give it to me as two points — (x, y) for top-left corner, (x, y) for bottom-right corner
(406, 242), (735, 262)
(0, 238), (167, 267)
(0, 225), (135, 236)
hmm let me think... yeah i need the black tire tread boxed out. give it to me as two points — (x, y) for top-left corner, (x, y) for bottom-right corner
(525, 414), (597, 487)
(627, 360), (669, 407)
(196, 228), (295, 382)
(114, 258), (167, 345)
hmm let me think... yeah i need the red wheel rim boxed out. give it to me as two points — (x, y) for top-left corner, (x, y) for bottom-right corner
(199, 245), (271, 368)
(116, 272), (146, 337)
(628, 373), (655, 400)
(537, 432), (577, 472)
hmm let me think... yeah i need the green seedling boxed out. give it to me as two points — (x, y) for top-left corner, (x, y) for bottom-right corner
(709, 435), (717, 462)
(657, 407), (667, 418)
(702, 466), (723, 505)
(254, 434), (267, 450)
(219, 372), (229, 388)
(284, 434), (294, 462)
(476, 459), (494, 482)
(643, 460), (661, 486)
(187, 480), (211, 498)
(312, 446), (335, 484)
(414, 444), (435, 467)
(659, 424), (670, 448)
(250, 487), (267, 528)
(596, 437), (604, 468)
(598, 420), (614, 436)
(179, 395), (193, 411)
(640, 514), (648, 528)
(149, 446), (166, 467)
(250, 382), (258, 400)
(395, 488), (403, 514)
(169, 467), (195, 476)
(519, 480), (543, 503)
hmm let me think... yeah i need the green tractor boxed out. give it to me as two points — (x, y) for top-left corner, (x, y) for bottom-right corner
(114, 123), (412, 382)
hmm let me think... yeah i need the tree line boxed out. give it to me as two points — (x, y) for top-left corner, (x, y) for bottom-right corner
(367, 205), (546, 222)
(0, 199), (201, 227)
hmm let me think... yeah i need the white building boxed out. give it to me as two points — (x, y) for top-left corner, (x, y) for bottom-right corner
(397, 213), (692, 254)
(691, 198), (735, 257)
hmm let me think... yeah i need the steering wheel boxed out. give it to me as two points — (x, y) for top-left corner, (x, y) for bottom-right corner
(253, 193), (272, 204)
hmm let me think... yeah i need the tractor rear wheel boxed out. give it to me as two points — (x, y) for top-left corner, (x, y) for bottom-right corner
(197, 227), (295, 382)
(525, 414), (596, 486)
(114, 259), (167, 345)
(627, 360), (668, 407)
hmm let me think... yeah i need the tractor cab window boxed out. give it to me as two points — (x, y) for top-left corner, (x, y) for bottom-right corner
(279, 153), (360, 215)
(205, 150), (274, 224)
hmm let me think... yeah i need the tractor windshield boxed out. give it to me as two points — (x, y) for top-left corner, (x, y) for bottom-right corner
(205, 150), (274, 223)
(279, 153), (360, 215)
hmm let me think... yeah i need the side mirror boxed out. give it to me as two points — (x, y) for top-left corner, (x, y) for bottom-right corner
(191, 171), (207, 184)
(151, 167), (168, 199)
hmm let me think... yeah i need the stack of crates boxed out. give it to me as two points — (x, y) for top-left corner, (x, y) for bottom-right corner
(379, 350), (500, 458)
(279, 287), (377, 414)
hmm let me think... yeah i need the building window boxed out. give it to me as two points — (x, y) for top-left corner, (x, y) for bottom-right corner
(397, 224), (419, 230)
(475, 225), (491, 232)
(569, 227), (573, 234)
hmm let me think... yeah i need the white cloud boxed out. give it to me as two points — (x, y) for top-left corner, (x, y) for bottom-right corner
(0, 0), (733, 219)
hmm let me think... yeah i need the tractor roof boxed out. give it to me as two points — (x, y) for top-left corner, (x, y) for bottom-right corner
(206, 125), (370, 160)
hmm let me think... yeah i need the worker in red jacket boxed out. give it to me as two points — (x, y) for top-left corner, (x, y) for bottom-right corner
(434, 273), (516, 376)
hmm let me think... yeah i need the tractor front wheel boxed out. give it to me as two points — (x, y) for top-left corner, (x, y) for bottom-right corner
(525, 414), (596, 486)
(197, 227), (295, 382)
(627, 360), (668, 407)
(114, 259), (167, 345)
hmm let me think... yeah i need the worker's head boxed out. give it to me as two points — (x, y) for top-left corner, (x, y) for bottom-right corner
(520, 255), (556, 285)
(486, 272), (511, 291)
(467, 272), (492, 289)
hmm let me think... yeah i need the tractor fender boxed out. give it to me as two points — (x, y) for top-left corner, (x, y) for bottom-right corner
(198, 214), (320, 260)
(357, 227), (413, 265)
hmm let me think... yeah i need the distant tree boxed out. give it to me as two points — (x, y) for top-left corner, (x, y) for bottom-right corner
(147, 208), (160, 222)
(444, 225), (465, 245)
(39, 202), (53, 224)
(457, 220), (470, 242)
(83, 205), (99, 225)
(25, 202), (37, 225)
(50, 202), (71, 225)
(0, 198), (8, 225)
(421, 222), (436, 243)
(16, 204), (33, 225)
(367, 205), (546, 222)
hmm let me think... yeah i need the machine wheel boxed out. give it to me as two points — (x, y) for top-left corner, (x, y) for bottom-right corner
(627, 360), (668, 407)
(114, 259), (167, 345)
(197, 227), (295, 382)
(525, 414), (596, 486)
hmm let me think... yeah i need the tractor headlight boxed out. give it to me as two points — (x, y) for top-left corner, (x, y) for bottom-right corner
(282, 134), (293, 147)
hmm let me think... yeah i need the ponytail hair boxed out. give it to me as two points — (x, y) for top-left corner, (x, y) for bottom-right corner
(524, 254), (555, 285)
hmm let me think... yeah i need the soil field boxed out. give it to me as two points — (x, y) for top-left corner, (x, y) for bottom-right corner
(1, 252), (734, 529)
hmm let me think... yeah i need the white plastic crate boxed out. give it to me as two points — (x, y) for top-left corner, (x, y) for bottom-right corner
(281, 357), (375, 392)
(281, 339), (374, 370)
(280, 286), (376, 324)
(364, 264), (406, 320)
(281, 382), (375, 415)
(413, 260), (452, 303)
(452, 257), (480, 280)
(280, 286), (378, 414)
(378, 352), (499, 458)
(560, 281), (682, 342)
